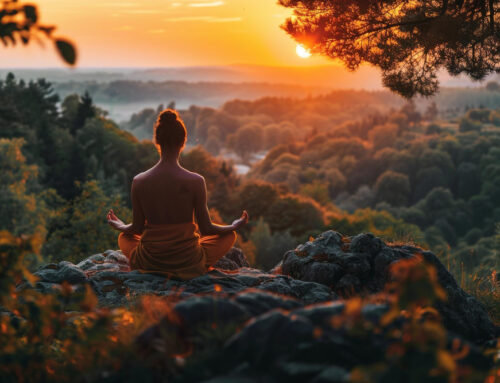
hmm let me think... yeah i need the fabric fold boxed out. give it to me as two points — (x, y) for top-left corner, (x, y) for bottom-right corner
(129, 222), (207, 279)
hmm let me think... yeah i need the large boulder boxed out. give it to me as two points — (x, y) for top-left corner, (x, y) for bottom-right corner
(280, 231), (499, 343)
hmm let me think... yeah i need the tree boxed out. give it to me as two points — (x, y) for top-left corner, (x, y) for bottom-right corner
(233, 123), (264, 158)
(0, 1), (76, 64)
(457, 162), (481, 199)
(266, 195), (324, 237)
(250, 217), (296, 270)
(0, 138), (47, 249)
(279, 0), (499, 97)
(71, 92), (96, 134)
(485, 81), (500, 91)
(42, 180), (131, 263)
(299, 180), (331, 205)
(234, 181), (279, 220)
(459, 117), (482, 132)
(368, 123), (399, 151)
(375, 171), (411, 206)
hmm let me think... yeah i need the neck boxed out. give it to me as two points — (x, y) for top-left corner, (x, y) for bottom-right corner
(160, 150), (180, 165)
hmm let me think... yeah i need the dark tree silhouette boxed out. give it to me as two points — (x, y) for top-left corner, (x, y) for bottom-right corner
(0, 0), (76, 64)
(279, 0), (499, 97)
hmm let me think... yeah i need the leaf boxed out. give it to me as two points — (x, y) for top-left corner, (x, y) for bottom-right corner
(23, 5), (37, 23)
(54, 38), (76, 65)
(39, 26), (55, 36)
(80, 285), (98, 311)
(22, 268), (38, 286)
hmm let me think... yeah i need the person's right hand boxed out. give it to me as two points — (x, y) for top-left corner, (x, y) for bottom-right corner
(231, 210), (249, 230)
(107, 209), (126, 231)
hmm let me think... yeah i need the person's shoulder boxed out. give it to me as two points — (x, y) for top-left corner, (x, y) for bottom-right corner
(181, 169), (205, 188)
(132, 171), (149, 185)
(179, 167), (204, 181)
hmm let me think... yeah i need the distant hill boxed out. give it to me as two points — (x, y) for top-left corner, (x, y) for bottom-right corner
(0, 64), (383, 89)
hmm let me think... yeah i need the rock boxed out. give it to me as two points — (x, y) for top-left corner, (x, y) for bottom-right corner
(34, 261), (87, 284)
(174, 295), (249, 328)
(29, 233), (499, 345)
(31, 248), (334, 308)
(334, 274), (362, 295)
(310, 366), (349, 383)
(178, 300), (491, 382)
(350, 233), (383, 256)
(281, 231), (499, 343)
(21, 233), (500, 382)
(214, 248), (249, 270)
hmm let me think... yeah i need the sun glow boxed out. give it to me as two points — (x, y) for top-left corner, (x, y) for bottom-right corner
(296, 44), (311, 58)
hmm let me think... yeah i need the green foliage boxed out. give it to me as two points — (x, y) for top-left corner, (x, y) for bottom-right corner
(266, 195), (325, 237)
(43, 180), (131, 263)
(249, 217), (297, 270)
(232, 181), (279, 220)
(0, 232), (187, 382)
(375, 171), (411, 207)
(299, 180), (331, 205)
(459, 117), (482, 133)
(327, 208), (424, 245)
(0, 138), (47, 251)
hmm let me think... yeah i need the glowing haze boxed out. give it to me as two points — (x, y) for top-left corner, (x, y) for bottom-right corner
(1, 0), (336, 68)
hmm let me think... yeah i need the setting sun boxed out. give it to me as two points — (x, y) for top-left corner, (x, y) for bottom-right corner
(296, 44), (311, 58)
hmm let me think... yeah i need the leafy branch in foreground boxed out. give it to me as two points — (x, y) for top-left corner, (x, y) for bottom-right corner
(0, 0), (76, 65)
(279, 0), (499, 98)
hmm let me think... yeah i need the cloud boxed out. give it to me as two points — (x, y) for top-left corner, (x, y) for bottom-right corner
(148, 29), (166, 34)
(121, 9), (158, 14)
(165, 16), (213, 22)
(98, 2), (139, 7)
(207, 17), (242, 22)
(188, 1), (224, 7)
(113, 25), (133, 31)
(164, 15), (242, 23)
(171, 2), (182, 6)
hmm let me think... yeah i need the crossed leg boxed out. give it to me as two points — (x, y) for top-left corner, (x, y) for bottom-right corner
(118, 231), (237, 267)
(118, 233), (140, 260)
(200, 231), (237, 267)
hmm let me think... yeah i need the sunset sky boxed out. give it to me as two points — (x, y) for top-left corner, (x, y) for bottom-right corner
(2, 0), (336, 68)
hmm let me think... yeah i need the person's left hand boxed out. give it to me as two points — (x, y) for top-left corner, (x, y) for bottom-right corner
(107, 209), (125, 231)
(231, 210), (249, 230)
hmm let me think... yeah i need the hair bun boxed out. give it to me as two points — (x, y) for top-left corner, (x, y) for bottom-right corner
(159, 110), (177, 123)
(154, 109), (187, 153)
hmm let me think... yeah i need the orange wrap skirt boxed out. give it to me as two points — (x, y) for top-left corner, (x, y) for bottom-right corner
(118, 222), (236, 280)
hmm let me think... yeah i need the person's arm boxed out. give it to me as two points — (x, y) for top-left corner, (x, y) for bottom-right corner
(194, 176), (248, 236)
(107, 178), (145, 235)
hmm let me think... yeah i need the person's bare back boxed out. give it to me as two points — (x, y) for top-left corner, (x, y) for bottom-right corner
(134, 163), (201, 225)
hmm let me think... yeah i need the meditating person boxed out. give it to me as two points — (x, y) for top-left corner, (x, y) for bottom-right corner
(106, 109), (249, 279)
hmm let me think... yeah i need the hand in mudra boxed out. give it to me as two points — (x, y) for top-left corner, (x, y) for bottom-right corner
(107, 209), (125, 231)
(232, 210), (249, 230)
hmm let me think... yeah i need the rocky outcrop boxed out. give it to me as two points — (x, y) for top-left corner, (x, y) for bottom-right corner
(31, 248), (335, 307)
(280, 231), (499, 343)
(166, 299), (493, 383)
(24, 231), (499, 381)
(29, 231), (498, 345)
